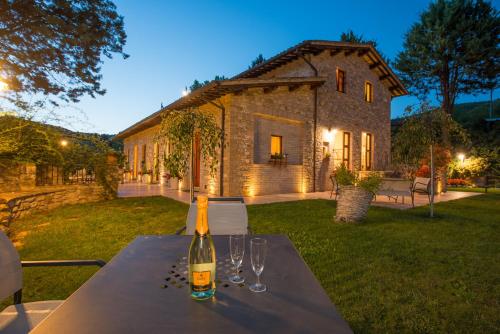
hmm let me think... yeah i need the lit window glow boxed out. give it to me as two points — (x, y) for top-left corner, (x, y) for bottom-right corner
(270, 135), (282, 155)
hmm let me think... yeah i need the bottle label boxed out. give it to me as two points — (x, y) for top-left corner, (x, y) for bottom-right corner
(189, 263), (216, 291)
(192, 271), (211, 286)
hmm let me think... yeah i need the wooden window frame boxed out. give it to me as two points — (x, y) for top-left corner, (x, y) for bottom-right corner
(270, 135), (283, 155)
(336, 68), (346, 93)
(342, 132), (351, 168)
(142, 144), (147, 172)
(364, 133), (373, 171)
(364, 81), (373, 103)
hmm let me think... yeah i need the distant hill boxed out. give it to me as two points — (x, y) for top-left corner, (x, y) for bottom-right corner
(392, 99), (500, 149)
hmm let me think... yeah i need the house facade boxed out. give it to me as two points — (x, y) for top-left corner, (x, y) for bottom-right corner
(115, 40), (407, 196)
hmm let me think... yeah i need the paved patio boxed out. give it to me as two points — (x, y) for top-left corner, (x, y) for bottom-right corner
(118, 183), (481, 209)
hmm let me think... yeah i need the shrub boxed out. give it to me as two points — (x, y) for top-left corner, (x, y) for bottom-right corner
(334, 164), (382, 194)
(358, 173), (383, 194)
(334, 164), (356, 186)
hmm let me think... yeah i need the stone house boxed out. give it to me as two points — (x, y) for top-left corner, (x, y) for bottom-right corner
(115, 40), (407, 196)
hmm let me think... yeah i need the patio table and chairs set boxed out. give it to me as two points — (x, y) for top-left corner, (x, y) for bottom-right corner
(0, 197), (353, 333)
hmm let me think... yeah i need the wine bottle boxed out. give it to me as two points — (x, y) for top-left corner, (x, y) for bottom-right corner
(188, 195), (216, 300)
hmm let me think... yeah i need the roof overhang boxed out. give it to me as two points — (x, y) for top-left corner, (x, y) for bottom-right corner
(114, 76), (326, 139)
(233, 40), (408, 97)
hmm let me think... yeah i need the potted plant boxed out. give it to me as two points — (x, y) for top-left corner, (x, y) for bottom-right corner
(334, 164), (382, 223)
(269, 153), (288, 166)
(122, 161), (131, 183)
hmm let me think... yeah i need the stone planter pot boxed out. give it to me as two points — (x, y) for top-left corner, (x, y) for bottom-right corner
(168, 177), (179, 190)
(335, 185), (374, 223)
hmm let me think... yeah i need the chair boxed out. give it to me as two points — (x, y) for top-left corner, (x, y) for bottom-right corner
(176, 197), (249, 235)
(0, 231), (105, 334)
(411, 177), (432, 207)
(329, 175), (339, 200)
(376, 178), (412, 204)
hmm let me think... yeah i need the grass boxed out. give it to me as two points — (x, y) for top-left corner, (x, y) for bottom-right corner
(2, 194), (499, 333)
(448, 186), (499, 194)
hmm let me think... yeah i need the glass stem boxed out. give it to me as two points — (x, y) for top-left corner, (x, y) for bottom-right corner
(235, 264), (239, 278)
(256, 273), (261, 286)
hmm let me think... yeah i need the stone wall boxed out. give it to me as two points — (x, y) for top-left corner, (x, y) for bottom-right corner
(0, 184), (108, 229)
(229, 86), (315, 196)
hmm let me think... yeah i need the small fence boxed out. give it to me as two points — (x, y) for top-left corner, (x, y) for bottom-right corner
(36, 165), (96, 186)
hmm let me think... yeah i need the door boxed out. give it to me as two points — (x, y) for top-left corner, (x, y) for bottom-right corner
(133, 145), (138, 179)
(193, 133), (201, 188)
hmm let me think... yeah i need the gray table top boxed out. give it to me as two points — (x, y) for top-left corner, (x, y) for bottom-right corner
(31, 235), (352, 334)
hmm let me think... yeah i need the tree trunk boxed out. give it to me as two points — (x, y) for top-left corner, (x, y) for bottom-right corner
(430, 144), (434, 218)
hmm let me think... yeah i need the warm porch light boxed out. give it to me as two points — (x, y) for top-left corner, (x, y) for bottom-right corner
(60, 139), (68, 147)
(457, 153), (465, 163)
(323, 128), (337, 144)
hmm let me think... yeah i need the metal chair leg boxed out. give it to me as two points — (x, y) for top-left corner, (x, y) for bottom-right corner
(14, 289), (22, 304)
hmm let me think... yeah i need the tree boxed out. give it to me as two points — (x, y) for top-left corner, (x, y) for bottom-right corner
(188, 75), (228, 92)
(394, 0), (499, 115)
(0, 115), (63, 166)
(340, 30), (374, 45)
(189, 79), (209, 92)
(392, 103), (468, 216)
(340, 30), (391, 65)
(156, 108), (223, 200)
(249, 54), (265, 69)
(0, 0), (128, 107)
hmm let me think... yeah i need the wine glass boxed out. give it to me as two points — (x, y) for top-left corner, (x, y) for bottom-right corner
(229, 235), (245, 284)
(249, 238), (267, 293)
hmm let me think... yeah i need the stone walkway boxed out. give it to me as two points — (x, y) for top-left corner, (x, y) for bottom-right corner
(117, 183), (481, 209)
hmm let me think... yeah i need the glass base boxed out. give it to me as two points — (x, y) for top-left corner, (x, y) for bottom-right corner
(229, 274), (245, 284)
(191, 288), (215, 300)
(249, 283), (266, 293)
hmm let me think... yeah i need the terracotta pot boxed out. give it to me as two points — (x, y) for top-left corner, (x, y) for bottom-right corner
(335, 185), (374, 223)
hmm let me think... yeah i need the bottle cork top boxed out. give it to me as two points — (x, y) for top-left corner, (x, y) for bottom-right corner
(197, 195), (208, 208)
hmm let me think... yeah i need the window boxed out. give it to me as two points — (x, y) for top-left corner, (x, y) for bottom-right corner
(361, 132), (373, 171)
(364, 81), (373, 102)
(270, 135), (282, 155)
(336, 68), (345, 93)
(342, 132), (350, 168)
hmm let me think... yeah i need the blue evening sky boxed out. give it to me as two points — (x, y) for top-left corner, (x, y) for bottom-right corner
(68, 0), (499, 134)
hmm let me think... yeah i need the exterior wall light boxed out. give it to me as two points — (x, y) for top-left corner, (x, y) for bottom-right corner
(60, 139), (68, 147)
(323, 128), (335, 144)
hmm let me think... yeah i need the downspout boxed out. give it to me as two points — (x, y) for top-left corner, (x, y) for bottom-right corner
(301, 54), (319, 192)
(190, 135), (194, 202)
(219, 105), (225, 196)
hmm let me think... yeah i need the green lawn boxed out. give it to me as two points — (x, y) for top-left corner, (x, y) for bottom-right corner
(448, 186), (500, 194)
(2, 194), (499, 333)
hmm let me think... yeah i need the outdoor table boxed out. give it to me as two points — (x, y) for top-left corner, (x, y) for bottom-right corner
(31, 235), (352, 333)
